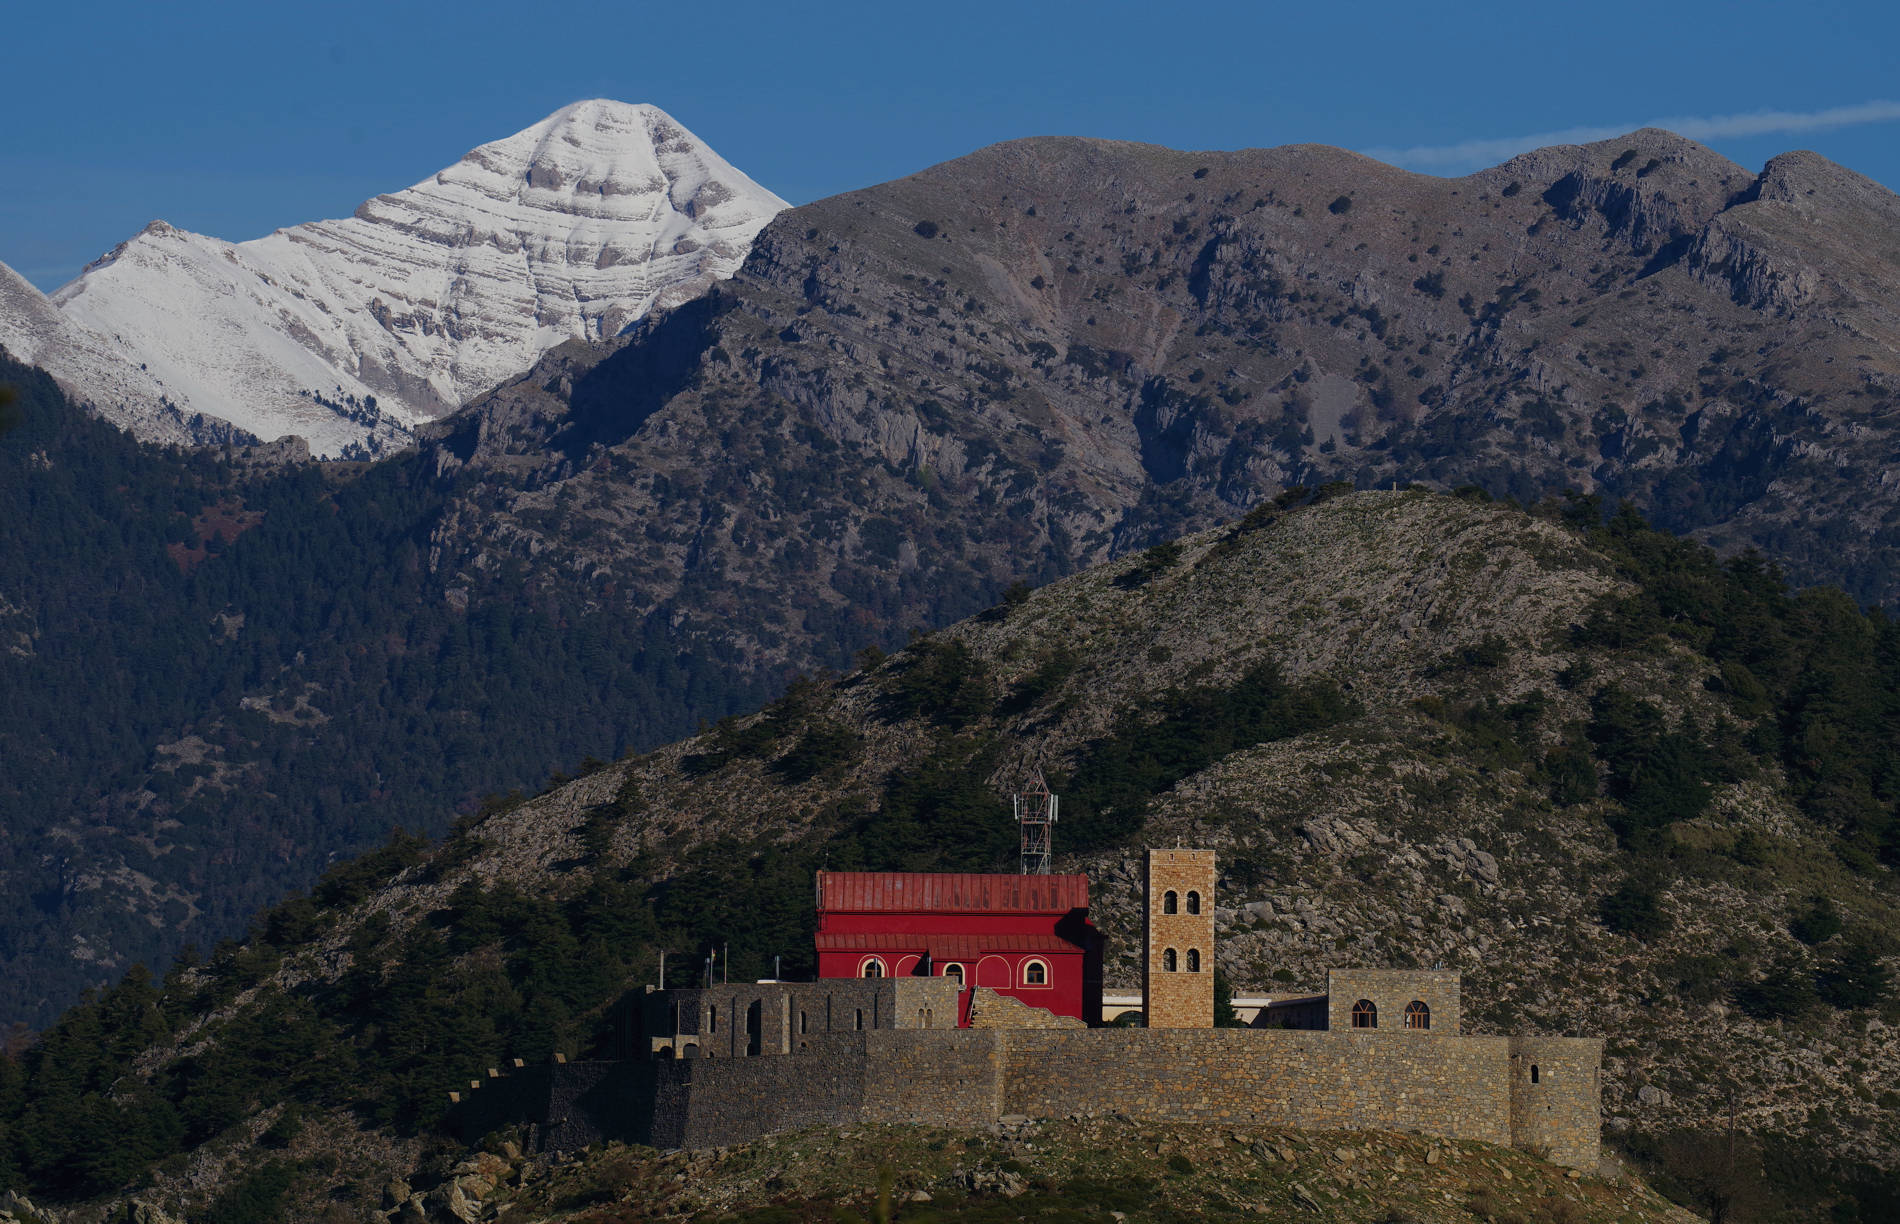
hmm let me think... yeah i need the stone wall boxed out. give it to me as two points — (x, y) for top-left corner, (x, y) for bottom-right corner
(648, 1030), (1001, 1149)
(643, 978), (964, 1057)
(967, 986), (1084, 1029)
(635, 1027), (1602, 1170)
(1002, 1030), (1511, 1146)
(1509, 1035), (1605, 1170)
(1326, 968), (1462, 1034)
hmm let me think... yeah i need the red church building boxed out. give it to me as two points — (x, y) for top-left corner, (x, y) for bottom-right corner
(813, 871), (1103, 1026)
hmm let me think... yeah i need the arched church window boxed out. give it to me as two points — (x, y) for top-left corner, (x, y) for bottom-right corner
(943, 963), (964, 986)
(1186, 891), (1201, 915)
(1163, 948), (1178, 972)
(1023, 959), (1048, 985)
(861, 957), (885, 978)
(1351, 999), (1378, 1028)
(1186, 948), (1201, 972)
(1404, 1000), (1430, 1030)
(1163, 891), (1178, 914)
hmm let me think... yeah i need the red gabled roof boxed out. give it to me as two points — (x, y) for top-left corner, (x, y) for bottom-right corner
(815, 931), (1083, 956)
(816, 871), (1088, 914)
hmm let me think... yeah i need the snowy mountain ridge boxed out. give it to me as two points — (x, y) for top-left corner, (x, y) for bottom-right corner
(10, 101), (787, 457)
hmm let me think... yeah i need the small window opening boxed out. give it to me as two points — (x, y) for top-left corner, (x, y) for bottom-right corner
(1163, 948), (1178, 972)
(799, 1011), (809, 1034)
(1024, 959), (1048, 985)
(1186, 948), (1202, 972)
(1186, 890), (1201, 915)
(862, 957), (885, 978)
(707, 1008), (717, 1033)
(855, 1008), (865, 1031)
(1351, 999), (1378, 1029)
(1163, 890), (1178, 914)
(943, 963), (964, 986)
(1531, 1064), (1541, 1084)
(1404, 1000), (1430, 1030)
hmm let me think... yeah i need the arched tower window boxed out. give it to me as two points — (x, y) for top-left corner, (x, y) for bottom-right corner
(860, 957), (885, 978)
(1186, 948), (1202, 972)
(854, 1008), (865, 1031)
(707, 1008), (718, 1033)
(1163, 890), (1178, 914)
(1351, 999), (1378, 1029)
(1022, 959), (1048, 985)
(943, 963), (964, 986)
(1404, 1000), (1431, 1030)
(1186, 891), (1201, 915)
(1163, 948), (1178, 972)
(1531, 1064), (1541, 1084)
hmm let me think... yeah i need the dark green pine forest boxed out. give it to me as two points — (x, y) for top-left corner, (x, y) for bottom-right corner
(0, 354), (824, 1028)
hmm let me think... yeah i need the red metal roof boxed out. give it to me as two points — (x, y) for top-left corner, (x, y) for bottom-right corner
(816, 871), (1089, 914)
(815, 931), (1082, 956)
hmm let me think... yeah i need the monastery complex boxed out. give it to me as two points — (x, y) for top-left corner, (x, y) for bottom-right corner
(454, 847), (1605, 1170)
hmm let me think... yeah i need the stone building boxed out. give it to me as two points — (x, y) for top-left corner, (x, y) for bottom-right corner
(1142, 848), (1216, 1028)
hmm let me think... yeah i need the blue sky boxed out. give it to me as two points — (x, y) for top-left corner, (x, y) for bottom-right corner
(5, 0), (1897, 291)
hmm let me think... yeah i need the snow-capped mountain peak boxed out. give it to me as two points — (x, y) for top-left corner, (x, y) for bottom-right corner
(33, 101), (787, 457)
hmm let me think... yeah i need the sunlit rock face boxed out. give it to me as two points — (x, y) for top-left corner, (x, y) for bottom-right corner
(44, 100), (787, 456)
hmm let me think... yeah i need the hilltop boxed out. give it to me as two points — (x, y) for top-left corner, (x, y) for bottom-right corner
(6, 489), (1896, 1221)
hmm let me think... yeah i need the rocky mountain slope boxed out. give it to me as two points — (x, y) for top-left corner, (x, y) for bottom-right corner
(418, 124), (1900, 619)
(12, 100), (785, 456)
(0, 261), (248, 448)
(6, 123), (1900, 1046)
(8, 490), (1896, 1222)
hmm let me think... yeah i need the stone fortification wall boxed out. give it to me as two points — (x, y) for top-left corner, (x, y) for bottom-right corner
(1509, 1036), (1604, 1170)
(638, 1028), (1601, 1169)
(648, 1030), (1000, 1149)
(1000, 1030), (1511, 1147)
(645, 978), (964, 1057)
(450, 1060), (652, 1152)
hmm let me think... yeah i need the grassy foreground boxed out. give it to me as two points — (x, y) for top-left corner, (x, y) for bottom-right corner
(450, 1117), (1698, 1224)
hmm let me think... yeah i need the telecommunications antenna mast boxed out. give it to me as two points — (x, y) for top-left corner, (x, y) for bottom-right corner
(1014, 769), (1057, 875)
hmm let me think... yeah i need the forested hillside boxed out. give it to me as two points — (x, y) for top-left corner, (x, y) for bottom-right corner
(0, 356), (815, 1026)
(3, 489), (1894, 1222)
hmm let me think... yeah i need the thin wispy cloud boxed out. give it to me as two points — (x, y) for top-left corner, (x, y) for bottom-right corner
(1365, 101), (1900, 171)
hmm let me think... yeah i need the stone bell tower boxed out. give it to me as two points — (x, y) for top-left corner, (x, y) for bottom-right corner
(1142, 848), (1215, 1028)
